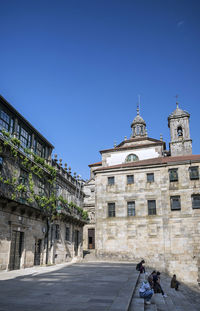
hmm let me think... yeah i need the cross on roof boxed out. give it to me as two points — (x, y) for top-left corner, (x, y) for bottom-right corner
(175, 95), (179, 108)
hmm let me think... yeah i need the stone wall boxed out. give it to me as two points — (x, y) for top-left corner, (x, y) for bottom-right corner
(0, 204), (84, 270)
(95, 162), (200, 285)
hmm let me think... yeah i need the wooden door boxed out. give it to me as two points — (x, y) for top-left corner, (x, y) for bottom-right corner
(34, 239), (42, 265)
(88, 229), (95, 249)
(9, 231), (24, 270)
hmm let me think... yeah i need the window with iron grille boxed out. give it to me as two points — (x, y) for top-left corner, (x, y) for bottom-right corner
(55, 224), (60, 239)
(148, 200), (156, 215)
(65, 227), (70, 241)
(169, 169), (178, 182)
(192, 194), (200, 209)
(170, 196), (181, 210)
(108, 176), (115, 185)
(147, 173), (154, 182)
(127, 201), (135, 216)
(189, 167), (199, 180)
(127, 175), (134, 184)
(108, 203), (115, 217)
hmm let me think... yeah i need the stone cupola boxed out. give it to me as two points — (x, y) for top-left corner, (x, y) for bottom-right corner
(131, 106), (147, 138)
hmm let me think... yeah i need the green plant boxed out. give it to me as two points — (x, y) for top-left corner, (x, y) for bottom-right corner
(11, 137), (20, 147)
(0, 133), (86, 222)
(1, 129), (10, 138)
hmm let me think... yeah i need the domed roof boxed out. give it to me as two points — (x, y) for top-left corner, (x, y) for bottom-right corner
(131, 114), (146, 126)
(131, 107), (146, 127)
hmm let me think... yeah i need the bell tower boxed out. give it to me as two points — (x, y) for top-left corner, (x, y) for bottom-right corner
(168, 102), (192, 156)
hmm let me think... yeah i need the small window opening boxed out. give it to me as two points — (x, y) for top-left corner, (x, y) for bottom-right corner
(177, 126), (183, 137)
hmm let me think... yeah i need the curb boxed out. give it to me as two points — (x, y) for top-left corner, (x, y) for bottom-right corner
(109, 271), (140, 311)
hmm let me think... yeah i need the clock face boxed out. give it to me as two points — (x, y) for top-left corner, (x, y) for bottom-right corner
(126, 154), (139, 162)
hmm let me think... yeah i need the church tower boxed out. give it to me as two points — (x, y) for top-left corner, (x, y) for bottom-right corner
(131, 106), (147, 138)
(168, 102), (192, 156)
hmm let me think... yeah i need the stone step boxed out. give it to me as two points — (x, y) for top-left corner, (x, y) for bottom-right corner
(153, 294), (168, 311)
(129, 297), (144, 311)
(128, 273), (145, 311)
(82, 250), (97, 262)
(165, 288), (199, 311)
(145, 303), (157, 311)
(163, 295), (178, 311)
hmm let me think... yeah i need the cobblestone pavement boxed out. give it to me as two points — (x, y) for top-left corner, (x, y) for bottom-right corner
(0, 262), (138, 311)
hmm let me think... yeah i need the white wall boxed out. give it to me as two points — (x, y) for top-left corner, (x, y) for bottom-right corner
(106, 147), (161, 166)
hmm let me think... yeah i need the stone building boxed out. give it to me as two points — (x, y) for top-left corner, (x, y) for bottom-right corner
(0, 95), (87, 271)
(82, 162), (101, 251)
(84, 103), (200, 286)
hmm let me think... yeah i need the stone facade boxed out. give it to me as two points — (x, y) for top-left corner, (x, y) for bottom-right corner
(0, 95), (86, 271)
(84, 104), (200, 286)
(82, 163), (100, 250)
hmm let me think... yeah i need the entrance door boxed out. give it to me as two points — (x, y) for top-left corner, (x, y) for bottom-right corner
(74, 230), (79, 256)
(9, 231), (24, 270)
(34, 239), (42, 265)
(88, 229), (95, 249)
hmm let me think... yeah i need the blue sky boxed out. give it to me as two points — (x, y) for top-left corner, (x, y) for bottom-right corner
(0, 0), (199, 179)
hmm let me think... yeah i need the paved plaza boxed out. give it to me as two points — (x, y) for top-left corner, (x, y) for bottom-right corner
(0, 262), (138, 311)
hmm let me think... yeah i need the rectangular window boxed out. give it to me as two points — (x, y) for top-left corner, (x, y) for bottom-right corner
(147, 173), (154, 182)
(170, 196), (181, 210)
(169, 168), (178, 182)
(0, 110), (10, 131)
(19, 170), (28, 185)
(108, 203), (115, 217)
(189, 167), (199, 180)
(148, 200), (156, 215)
(65, 227), (70, 241)
(38, 180), (45, 195)
(36, 141), (42, 157)
(127, 175), (134, 184)
(108, 176), (115, 185)
(42, 146), (46, 158)
(55, 224), (60, 239)
(10, 118), (14, 134)
(127, 201), (135, 216)
(192, 195), (200, 209)
(19, 127), (31, 149)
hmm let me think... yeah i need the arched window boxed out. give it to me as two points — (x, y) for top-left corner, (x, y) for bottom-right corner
(125, 154), (139, 163)
(177, 126), (183, 137)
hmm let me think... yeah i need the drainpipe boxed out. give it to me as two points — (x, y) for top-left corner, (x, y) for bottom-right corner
(45, 218), (49, 265)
